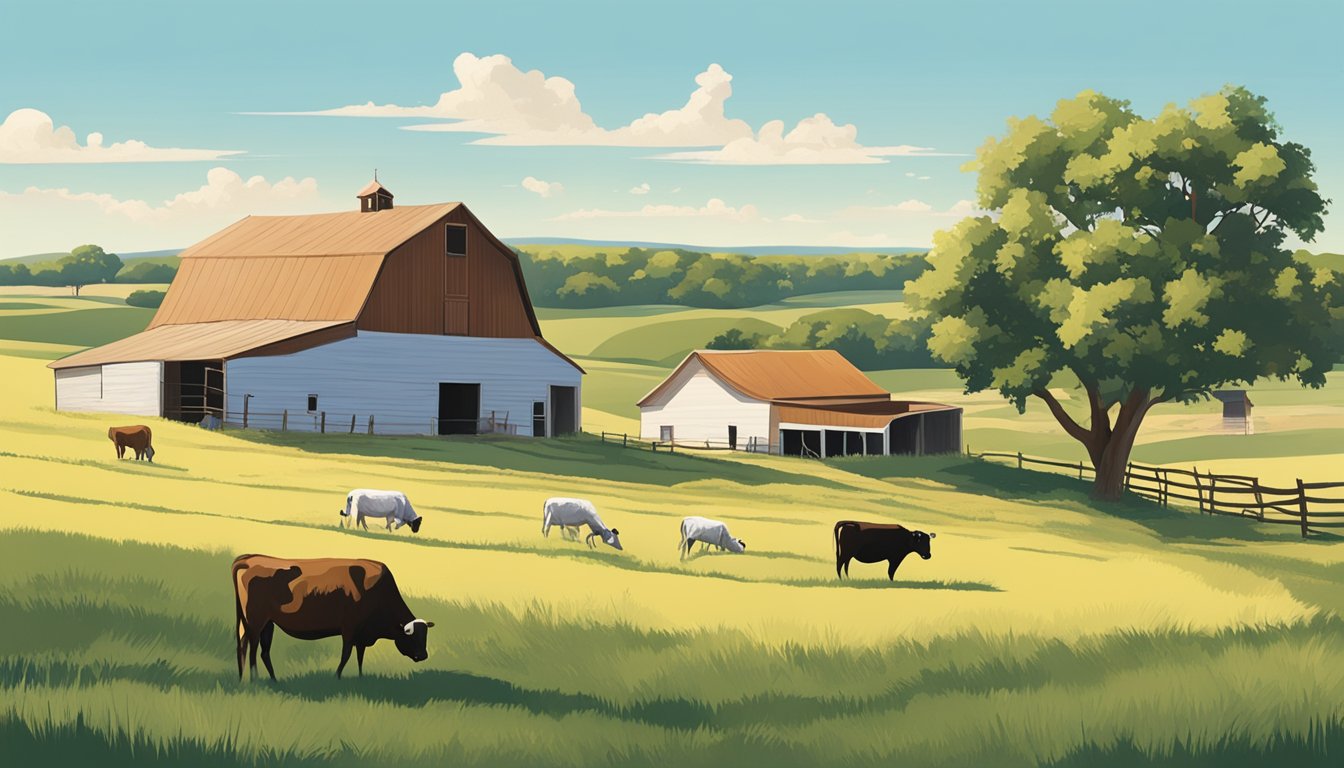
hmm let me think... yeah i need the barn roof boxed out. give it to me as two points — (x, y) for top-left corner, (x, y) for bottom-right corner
(48, 320), (353, 369)
(177, 203), (455, 260)
(637, 350), (889, 406)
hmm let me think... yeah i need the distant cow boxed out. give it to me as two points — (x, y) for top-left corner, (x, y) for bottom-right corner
(108, 425), (154, 462)
(232, 554), (434, 680)
(834, 521), (936, 580)
(542, 497), (622, 550)
(340, 489), (422, 533)
(679, 516), (745, 558)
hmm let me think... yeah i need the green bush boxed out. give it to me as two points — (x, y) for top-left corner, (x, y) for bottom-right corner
(125, 289), (165, 308)
(707, 308), (939, 369)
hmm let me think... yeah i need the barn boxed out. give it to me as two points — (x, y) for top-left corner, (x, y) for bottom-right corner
(637, 350), (962, 457)
(48, 182), (584, 436)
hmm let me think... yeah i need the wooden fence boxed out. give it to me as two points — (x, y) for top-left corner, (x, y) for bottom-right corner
(978, 451), (1344, 539)
(208, 408), (519, 436)
(593, 431), (784, 454)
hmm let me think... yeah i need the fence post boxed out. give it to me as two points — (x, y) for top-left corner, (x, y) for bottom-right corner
(368, 415), (374, 435)
(1209, 475), (1217, 514)
(1297, 478), (1309, 539)
(282, 410), (287, 432)
(430, 418), (436, 436)
(320, 411), (326, 434)
(1125, 462), (1132, 492)
(350, 414), (356, 434)
(1253, 482), (1265, 521)
(1193, 468), (1204, 513)
(1017, 451), (1023, 470)
(1160, 470), (1168, 507)
(243, 397), (249, 429)
(1078, 461), (1084, 481)
(623, 434), (628, 448)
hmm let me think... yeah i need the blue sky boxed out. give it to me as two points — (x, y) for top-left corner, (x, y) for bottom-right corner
(1, 0), (1340, 256)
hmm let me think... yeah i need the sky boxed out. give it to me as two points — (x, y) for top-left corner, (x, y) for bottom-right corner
(1, 0), (1341, 257)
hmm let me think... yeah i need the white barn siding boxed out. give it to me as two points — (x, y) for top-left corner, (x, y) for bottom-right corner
(54, 362), (161, 416)
(224, 332), (581, 435)
(639, 359), (770, 446)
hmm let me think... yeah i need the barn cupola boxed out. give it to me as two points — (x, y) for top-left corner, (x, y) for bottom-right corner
(357, 173), (394, 212)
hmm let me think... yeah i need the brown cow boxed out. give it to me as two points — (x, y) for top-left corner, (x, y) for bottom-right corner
(108, 425), (155, 462)
(231, 554), (434, 680)
(834, 520), (936, 580)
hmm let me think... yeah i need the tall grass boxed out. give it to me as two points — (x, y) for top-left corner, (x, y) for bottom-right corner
(2, 531), (1341, 766)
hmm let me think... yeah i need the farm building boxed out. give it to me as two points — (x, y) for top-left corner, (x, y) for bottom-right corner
(637, 350), (962, 457)
(48, 182), (584, 436)
(1212, 390), (1254, 434)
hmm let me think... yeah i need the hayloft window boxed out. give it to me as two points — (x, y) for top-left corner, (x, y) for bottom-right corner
(445, 225), (467, 256)
(307, 394), (318, 413)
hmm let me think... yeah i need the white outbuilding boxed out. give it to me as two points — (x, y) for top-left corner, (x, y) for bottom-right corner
(638, 349), (961, 457)
(49, 181), (584, 436)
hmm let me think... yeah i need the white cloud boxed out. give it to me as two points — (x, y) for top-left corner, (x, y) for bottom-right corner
(842, 198), (979, 218)
(781, 213), (823, 223)
(0, 168), (322, 256)
(521, 176), (563, 197)
(905, 172), (916, 177)
(649, 113), (958, 166)
(918, 176), (931, 180)
(255, 54), (944, 163)
(553, 197), (758, 222)
(0, 108), (242, 164)
(629, 182), (651, 195)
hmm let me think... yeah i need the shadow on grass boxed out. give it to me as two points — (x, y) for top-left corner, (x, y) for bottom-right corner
(837, 455), (1320, 544)
(231, 431), (847, 490)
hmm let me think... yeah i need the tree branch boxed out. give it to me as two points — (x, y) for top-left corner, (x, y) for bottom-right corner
(1033, 388), (1092, 444)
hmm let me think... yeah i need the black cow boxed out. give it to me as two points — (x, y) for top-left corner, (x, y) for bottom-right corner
(834, 521), (936, 580)
(232, 554), (434, 679)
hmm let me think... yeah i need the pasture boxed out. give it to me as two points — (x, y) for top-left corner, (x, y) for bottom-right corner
(2, 288), (1344, 765)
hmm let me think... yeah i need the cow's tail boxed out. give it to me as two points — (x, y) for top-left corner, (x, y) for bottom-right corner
(231, 556), (253, 643)
(541, 501), (551, 537)
(833, 521), (847, 564)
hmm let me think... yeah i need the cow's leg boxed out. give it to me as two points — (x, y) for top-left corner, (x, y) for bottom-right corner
(887, 560), (898, 581)
(236, 624), (247, 680)
(248, 632), (260, 678)
(336, 638), (354, 678)
(836, 555), (846, 580)
(356, 645), (366, 676)
(358, 514), (368, 531)
(259, 622), (277, 680)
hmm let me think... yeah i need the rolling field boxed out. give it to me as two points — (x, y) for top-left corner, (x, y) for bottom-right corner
(3, 287), (1344, 764)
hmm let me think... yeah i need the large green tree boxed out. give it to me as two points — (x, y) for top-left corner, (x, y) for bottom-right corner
(58, 244), (122, 296)
(907, 86), (1341, 499)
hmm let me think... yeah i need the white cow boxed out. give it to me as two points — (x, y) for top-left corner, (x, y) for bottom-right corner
(679, 516), (745, 558)
(542, 497), (622, 551)
(340, 489), (423, 533)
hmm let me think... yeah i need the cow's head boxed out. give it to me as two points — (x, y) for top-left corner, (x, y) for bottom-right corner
(603, 528), (623, 551)
(409, 517), (423, 534)
(145, 445), (155, 462)
(913, 530), (936, 560)
(395, 618), (435, 662)
(736, 539), (746, 551)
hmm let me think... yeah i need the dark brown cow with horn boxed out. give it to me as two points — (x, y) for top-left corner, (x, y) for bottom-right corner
(232, 554), (434, 680)
(834, 521), (936, 581)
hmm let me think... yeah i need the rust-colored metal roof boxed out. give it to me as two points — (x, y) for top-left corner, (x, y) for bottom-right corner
(151, 254), (385, 327)
(48, 320), (354, 369)
(638, 350), (888, 406)
(775, 400), (960, 429)
(177, 203), (457, 259)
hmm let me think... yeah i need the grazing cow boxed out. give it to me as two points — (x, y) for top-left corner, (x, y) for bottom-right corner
(678, 516), (745, 558)
(833, 521), (936, 581)
(340, 489), (422, 533)
(542, 497), (622, 550)
(232, 554), (434, 680)
(108, 425), (155, 462)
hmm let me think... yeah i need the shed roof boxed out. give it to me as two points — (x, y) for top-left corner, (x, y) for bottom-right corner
(638, 350), (888, 406)
(357, 181), (393, 198)
(48, 320), (353, 369)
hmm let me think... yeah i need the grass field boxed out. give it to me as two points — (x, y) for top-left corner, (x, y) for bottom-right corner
(4, 289), (1344, 765)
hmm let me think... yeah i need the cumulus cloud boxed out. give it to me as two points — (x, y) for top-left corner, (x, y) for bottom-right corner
(553, 197), (758, 221)
(629, 182), (651, 195)
(650, 113), (958, 165)
(254, 54), (939, 162)
(521, 176), (563, 197)
(0, 108), (242, 164)
(0, 168), (322, 256)
(781, 213), (823, 223)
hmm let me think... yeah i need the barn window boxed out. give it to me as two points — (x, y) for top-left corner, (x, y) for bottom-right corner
(307, 394), (318, 413)
(445, 224), (467, 256)
(660, 425), (674, 442)
(532, 401), (546, 437)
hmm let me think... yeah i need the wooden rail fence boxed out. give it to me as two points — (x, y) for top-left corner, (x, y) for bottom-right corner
(978, 451), (1344, 539)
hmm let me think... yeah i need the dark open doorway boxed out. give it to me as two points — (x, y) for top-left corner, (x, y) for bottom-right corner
(550, 385), (577, 435)
(438, 383), (480, 435)
(164, 360), (223, 422)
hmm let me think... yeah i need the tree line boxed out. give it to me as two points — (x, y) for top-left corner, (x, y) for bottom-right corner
(515, 247), (927, 308)
(0, 246), (177, 294)
(707, 308), (939, 369)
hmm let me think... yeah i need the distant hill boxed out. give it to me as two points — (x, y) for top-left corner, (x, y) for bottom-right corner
(505, 237), (926, 256)
(1295, 250), (1344, 272)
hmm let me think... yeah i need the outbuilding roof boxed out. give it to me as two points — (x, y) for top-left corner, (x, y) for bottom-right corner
(775, 400), (959, 429)
(638, 349), (889, 406)
(49, 320), (353, 369)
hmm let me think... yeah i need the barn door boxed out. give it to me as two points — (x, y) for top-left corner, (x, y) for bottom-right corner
(438, 383), (480, 435)
(444, 299), (470, 335)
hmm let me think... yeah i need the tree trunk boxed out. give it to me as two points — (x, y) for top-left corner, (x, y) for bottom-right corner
(1035, 385), (1163, 502)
